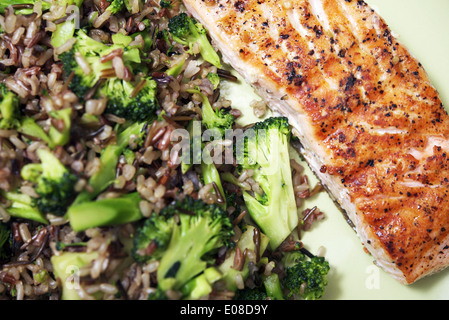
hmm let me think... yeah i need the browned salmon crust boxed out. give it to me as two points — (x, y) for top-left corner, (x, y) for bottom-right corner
(182, 0), (449, 284)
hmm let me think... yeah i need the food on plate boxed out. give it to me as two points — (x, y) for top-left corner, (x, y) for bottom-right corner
(0, 0), (329, 300)
(182, 0), (449, 284)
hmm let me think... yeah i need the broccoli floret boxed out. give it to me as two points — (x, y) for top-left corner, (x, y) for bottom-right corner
(60, 29), (159, 121)
(282, 250), (330, 300)
(234, 286), (268, 300)
(159, 0), (172, 8)
(132, 212), (174, 263)
(201, 161), (226, 207)
(168, 13), (222, 68)
(100, 77), (159, 123)
(234, 117), (298, 250)
(0, 0), (51, 14)
(21, 148), (77, 216)
(72, 121), (146, 205)
(0, 83), (20, 130)
(51, 251), (99, 300)
(234, 273), (284, 300)
(188, 88), (235, 137)
(60, 30), (109, 99)
(67, 192), (144, 231)
(148, 287), (168, 300)
(206, 72), (220, 90)
(133, 196), (234, 293)
(47, 108), (72, 147)
(0, 84), (71, 147)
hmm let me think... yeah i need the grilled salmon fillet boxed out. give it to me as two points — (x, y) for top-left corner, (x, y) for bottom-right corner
(182, 0), (449, 284)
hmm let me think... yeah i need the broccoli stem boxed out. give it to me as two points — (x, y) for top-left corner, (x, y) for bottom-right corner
(51, 19), (76, 49)
(51, 251), (99, 300)
(1, 192), (48, 224)
(67, 192), (143, 231)
(218, 226), (270, 292)
(36, 148), (68, 180)
(17, 109), (72, 149)
(0, 88), (20, 129)
(48, 108), (72, 147)
(195, 31), (222, 69)
(241, 119), (298, 250)
(165, 53), (189, 78)
(201, 161), (226, 207)
(18, 118), (54, 148)
(72, 122), (145, 204)
(181, 267), (222, 300)
(263, 273), (284, 300)
(157, 216), (211, 291)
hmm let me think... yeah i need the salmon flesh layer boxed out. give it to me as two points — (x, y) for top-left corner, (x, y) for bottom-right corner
(182, 0), (449, 284)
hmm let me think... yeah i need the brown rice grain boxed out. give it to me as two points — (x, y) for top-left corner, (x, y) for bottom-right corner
(139, 200), (153, 218)
(122, 164), (136, 181)
(18, 223), (31, 243)
(54, 37), (76, 55)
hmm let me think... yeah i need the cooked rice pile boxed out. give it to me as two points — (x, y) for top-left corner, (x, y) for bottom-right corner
(0, 0), (324, 300)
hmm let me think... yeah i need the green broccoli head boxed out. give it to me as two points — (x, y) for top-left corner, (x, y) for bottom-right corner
(1, 191), (48, 224)
(282, 251), (330, 300)
(16, 109), (72, 150)
(0, 83), (20, 130)
(148, 287), (168, 300)
(101, 77), (159, 123)
(60, 30), (109, 99)
(133, 196), (234, 292)
(235, 117), (298, 250)
(187, 88), (235, 137)
(21, 148), (77, 216)
(159, 0), (172, 8)
(132, 212), (174, 262)
(60, 29), (159, 122)
(234, 286), (268, 300)
(168, 13), (222, 68)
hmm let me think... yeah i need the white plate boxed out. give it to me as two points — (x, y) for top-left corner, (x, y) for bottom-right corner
(219, 0), (449, 300)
